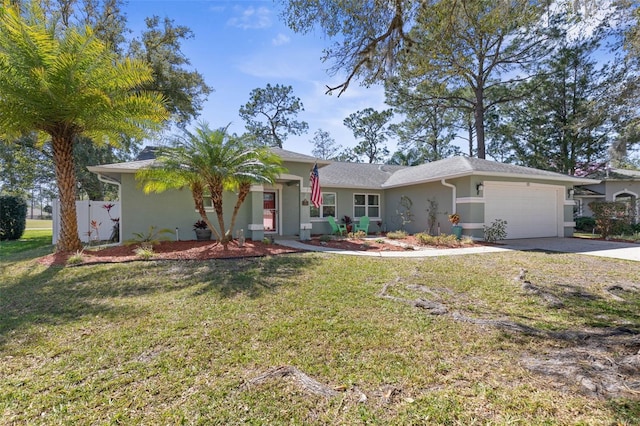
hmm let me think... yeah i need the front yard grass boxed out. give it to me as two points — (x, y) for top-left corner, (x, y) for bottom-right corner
(2, 244), (640, 424)
(0, 228), (54, 260)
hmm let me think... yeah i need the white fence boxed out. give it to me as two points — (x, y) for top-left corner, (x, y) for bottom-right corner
(52, 200), (121, 244)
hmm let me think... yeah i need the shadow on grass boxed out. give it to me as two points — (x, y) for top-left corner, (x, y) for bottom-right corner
(192, 254), (321, 299)
(0, 253), (319, 349)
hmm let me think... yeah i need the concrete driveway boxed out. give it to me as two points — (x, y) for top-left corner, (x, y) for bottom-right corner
(502, 238), (640, 261)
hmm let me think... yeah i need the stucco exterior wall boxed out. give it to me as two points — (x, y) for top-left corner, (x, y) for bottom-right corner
(576, 181), (639, 219)
(111, 157), (579, 242)
(280, 183), (301, 236)
(604, 181), (640, 200)
(384, 182), (456, 235)
(120, 174), (253, 242)
(308, 186), (385, 235)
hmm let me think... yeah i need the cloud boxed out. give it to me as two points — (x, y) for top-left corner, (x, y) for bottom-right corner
(227, 6), (272, 30)
(272, 33), (290, 46)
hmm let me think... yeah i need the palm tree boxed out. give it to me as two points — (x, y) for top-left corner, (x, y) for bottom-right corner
(137, 123), (285, 249)
(0, 4), (167, 252)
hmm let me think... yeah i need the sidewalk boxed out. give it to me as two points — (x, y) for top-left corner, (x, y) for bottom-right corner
(275, 238), (511, 258)
(276, 237), (640, 261)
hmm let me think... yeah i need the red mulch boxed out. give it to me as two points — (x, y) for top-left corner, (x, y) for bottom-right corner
(37, 239), (305, 267)
(304, 238), (408, 251)
(37, 235), (482, 267)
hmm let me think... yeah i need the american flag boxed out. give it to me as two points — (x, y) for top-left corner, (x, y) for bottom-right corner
(310, 163), (322, 208)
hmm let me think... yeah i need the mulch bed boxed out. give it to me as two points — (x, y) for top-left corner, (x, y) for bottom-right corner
(304, 238), (407, 252)
(37, 235), (484, 267)
(37, 239), (305, 267)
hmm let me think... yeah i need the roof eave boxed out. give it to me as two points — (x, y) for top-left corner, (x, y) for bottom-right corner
(321, 184), (385, 190)
(381, 170), (600, 188)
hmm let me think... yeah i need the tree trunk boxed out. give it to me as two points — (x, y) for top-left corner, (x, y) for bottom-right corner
(52, 132), (82, 252)
(468, 116), (474, 157)
(227, 182), (251, 243)
(474, 89), (486, 159)
(191, 182), (221, 240)
(208, 180), (228, 249)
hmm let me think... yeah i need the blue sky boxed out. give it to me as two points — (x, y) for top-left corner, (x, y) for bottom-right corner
(125, 0), (390, 156)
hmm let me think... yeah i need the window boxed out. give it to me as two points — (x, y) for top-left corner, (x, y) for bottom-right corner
(202, 193), (214, 211)
(354, 193), (380, 218)
(310, 192), (336, 218)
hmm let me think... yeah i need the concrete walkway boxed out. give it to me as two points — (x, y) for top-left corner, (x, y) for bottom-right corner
(276, 237), (640, 262)
(502, 237), (640, 262)
(276, 238), (511, 258)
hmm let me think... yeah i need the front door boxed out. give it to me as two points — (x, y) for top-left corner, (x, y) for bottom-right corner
(263, 191), (277, 233)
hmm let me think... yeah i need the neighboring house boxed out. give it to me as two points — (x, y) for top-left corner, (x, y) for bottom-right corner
(87, 149), (595, 243)
(574, 167), (640, 221)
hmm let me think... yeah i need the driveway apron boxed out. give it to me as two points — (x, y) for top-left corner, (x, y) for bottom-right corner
(502, 238), (640, 261)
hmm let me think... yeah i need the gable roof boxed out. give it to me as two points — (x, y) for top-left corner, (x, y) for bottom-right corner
(88, 146), (329, 175)
(318, 162), (407, 189)
(584, 167), (640, 181)
(270, 147), (331, 165)
(382, 156), (596, 188)
(88, 149), (597, 187)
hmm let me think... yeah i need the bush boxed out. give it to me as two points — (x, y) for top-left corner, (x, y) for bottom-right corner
(484, 219), (508, 243)
(589, 201), (631, 239)
(348, 230), (367, 239)
(66, 250), (85, 265)
(127, 226), (174, 248)
(415, 233), (465, 247)
(0, 195), (27, 241)
(386, 230), (407, 239)
(574, 216), (596, 232)
(134, 246), (155, 260)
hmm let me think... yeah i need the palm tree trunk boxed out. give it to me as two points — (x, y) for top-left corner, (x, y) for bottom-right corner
(208, 180), (228, 248)
(191, 182), (221, 240)
(52, 133), (82, 252)
(227, 182), (251, 243)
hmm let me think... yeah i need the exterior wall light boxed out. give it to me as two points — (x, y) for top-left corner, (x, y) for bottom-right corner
(476, 182), (484, 195)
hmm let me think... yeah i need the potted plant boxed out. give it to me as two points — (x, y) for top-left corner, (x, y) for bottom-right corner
(342, 215), (353, 233)
(448, 213), (463, 239)
(193, 219), (212, 241)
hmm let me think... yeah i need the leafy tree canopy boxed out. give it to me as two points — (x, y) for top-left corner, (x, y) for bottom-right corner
(309, 129), (341, 160)
(0, 2), (168, 251)
(239, 84), (309, 148)
(343, 108), (393, 163)
(137, 123), (285, 248)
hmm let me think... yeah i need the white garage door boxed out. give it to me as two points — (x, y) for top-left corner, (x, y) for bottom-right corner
(484, 182), (561, 239)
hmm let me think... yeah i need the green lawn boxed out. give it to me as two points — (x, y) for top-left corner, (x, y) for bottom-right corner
(0, 228), (54, 260)
(2, 242), (640, 424)
(26, 218), (53, 229)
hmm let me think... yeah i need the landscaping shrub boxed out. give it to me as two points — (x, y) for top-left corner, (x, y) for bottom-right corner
(415, 232), (461, 247)
(66, 250), (85, 265)
(484, 219), (508, 243)
(126, 225), (174, 248)
(134, 246), (155, 260)
(589, 201), (631, 239)
(386, 230), (408, 239)
(574, 216), (596, 232)
(348, 230), (367, 239)
(0, 195), (27, 241)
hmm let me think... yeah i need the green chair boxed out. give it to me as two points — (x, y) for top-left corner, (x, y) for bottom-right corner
(353, 216), (370, 234)
(327, 216), (347, 236)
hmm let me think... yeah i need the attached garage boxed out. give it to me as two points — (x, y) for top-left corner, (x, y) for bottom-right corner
(483, 182), (563, 239)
